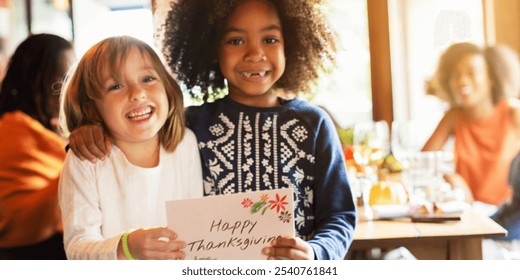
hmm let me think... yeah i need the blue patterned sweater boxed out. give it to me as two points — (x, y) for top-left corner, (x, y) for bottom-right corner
(186, 96), (356, 260)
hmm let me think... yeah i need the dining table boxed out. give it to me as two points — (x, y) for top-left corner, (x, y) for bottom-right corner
(347, 208), (507, 260)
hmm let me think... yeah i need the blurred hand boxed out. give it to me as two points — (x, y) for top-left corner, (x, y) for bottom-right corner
(443, 173), (474, 203)
(123, 227), (186, 260)
(68, 124), (111, 162)
(262, 236), (314, 260)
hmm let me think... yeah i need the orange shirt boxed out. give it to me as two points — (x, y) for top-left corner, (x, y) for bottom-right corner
(0, 111), (66, 247)
(454, 100), (520, 205)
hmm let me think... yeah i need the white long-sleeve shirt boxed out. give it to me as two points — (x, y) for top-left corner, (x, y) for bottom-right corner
(59, 129), (203, 259)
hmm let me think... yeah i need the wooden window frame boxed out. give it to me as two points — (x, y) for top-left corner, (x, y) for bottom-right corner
(367, 0), (393, 125)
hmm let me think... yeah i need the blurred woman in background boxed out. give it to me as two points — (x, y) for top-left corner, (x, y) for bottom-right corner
(423, 42), (520, 207)
(0, 33), (75, 259)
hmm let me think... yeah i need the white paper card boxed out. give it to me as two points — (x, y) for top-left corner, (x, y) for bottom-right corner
(166, 188), (295, 260)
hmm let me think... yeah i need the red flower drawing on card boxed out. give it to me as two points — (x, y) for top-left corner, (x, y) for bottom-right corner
(269, 193), (288, 213)
(241, 198), (253, 208)
(244, 192), (292, 222)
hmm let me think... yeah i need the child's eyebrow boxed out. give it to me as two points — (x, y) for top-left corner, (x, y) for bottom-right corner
(137, 65), (158, 72)
(223, 24), (282, 34)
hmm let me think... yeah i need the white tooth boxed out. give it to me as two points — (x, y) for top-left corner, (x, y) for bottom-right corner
(241, 71), (267, 77)
(128, 106), (152, 119)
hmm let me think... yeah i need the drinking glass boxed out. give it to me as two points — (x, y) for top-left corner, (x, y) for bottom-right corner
(353, 121), (389, 164)
(352, 120), (389, 179)
(391, 120), (426, 162)
(407, 151), (451, 203)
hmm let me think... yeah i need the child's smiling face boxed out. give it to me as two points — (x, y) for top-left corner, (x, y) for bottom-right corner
(218, 0), (285, 107)
(94, 47), (169, 147)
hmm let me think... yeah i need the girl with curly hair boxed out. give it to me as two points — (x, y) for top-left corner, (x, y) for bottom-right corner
(68, 0), (356, 260)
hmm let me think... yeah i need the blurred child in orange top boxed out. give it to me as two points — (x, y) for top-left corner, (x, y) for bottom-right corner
(423, 42), (520, 206)
(0, 34), (75, 259)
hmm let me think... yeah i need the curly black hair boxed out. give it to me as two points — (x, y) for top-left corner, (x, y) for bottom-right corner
(162, 0), (337, 101)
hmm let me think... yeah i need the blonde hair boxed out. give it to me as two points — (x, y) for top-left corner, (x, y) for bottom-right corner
(60, 36), (185, 152)
(426, 42), (520, 107)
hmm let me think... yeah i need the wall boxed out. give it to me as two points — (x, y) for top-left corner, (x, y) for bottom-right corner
(492, 0), (520, 54)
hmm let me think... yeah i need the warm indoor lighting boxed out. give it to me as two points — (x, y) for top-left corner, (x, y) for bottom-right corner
(52, 0), (69, 11)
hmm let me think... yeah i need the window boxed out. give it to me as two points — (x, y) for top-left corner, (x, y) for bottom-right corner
(31, 0), (73, 41)
(73, 0), (153, 56)
(312, 0), (372, 128)
(388, 0), (485, 147)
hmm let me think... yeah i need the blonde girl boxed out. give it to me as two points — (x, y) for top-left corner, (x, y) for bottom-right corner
(59, 36), (202, 259)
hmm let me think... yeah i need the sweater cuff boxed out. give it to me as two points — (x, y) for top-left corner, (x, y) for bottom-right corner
(308, 242), (321, 260)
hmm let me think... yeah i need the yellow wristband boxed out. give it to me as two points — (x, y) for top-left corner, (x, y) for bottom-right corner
(122, 230), (135, 260)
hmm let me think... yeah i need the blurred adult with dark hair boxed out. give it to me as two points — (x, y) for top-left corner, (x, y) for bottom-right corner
(0, 33), (75, 259)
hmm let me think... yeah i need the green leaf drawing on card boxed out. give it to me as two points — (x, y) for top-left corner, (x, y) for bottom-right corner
(250, 201), (267, 214)
(243, 192), (290, 222)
